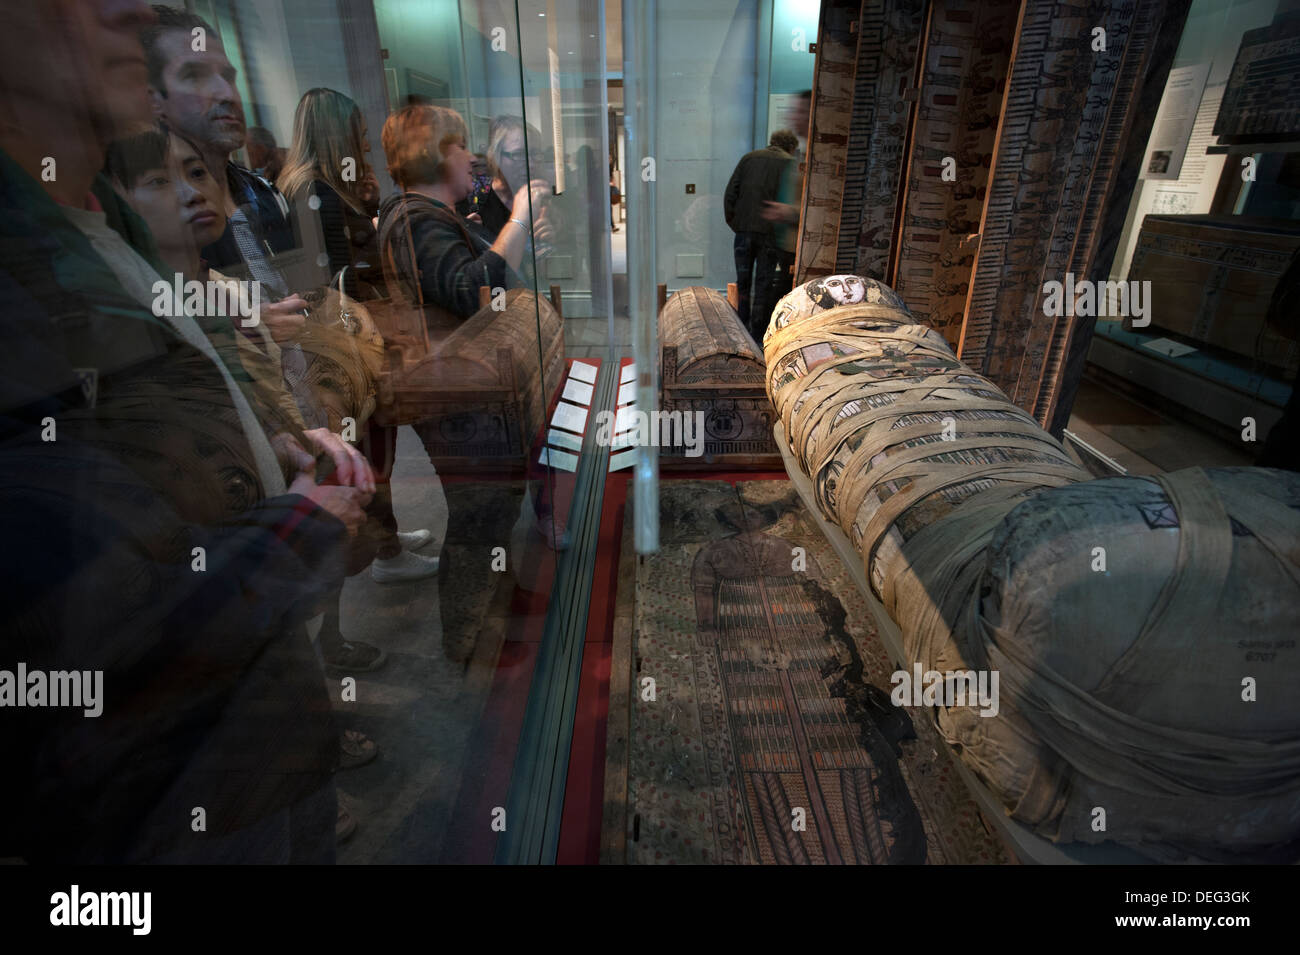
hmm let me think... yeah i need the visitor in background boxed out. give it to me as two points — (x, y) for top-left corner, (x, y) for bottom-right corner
(759, 91), (814, 336)
(725, 128), (798, 340)
(610, 172), (621, 232)
(278, 86), (441, 586)
(142, 8), (392, 680)
(247, 125), (286, 183)
(0, 0), (356, 862)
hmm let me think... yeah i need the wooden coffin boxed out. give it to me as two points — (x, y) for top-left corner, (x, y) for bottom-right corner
(1125, 214), (1300, 375)
(658, 286), (781, 468)
(377, 288), (565, 472)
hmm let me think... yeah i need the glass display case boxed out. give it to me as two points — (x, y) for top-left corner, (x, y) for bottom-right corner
(2, 0), (1295, 871)
(1084, 0), (1299, 475)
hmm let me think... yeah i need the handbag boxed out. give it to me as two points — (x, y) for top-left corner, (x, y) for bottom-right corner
(295, 265), (386, 433)
(369, 195), (480, 427)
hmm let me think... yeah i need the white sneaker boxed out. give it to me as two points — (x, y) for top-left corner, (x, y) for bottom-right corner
(370, 550), (441, 583)
(396, 529), (433, 551)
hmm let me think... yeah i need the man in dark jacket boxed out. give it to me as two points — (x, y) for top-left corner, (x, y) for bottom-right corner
(142, 6), (295, 278)
(142, 7), (414, 672)
(0, 0), (366, 863)
(724, 130), (798, 338)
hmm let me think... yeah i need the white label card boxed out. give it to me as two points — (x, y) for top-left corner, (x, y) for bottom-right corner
(551, 401), (589, 435)
(608, 448), (637, 472)
(614, 405), (639, 435)
(547, 428), (584, 453)
(611, 430), (638, 451)
(1141, 337), (1198, 358)
(562, 377), (595, 405)
(569, 360), (598, 384)
(539, 447), (580, 472)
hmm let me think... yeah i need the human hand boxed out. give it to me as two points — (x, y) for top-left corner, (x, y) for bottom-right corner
(512, 179), (552, 219)
(261, 294), (311, 343)
(271, 431), (316, 475)
(303, 427), (376, 494)
(761, 200), (797, 224)
(287, 454), (372, 535)
(531, 214), (556, 249)
(529, 179), (554, 212)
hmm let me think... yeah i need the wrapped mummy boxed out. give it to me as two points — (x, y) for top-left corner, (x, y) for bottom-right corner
(764, 274), (1079, 596)
(763, 274), (1300, 862)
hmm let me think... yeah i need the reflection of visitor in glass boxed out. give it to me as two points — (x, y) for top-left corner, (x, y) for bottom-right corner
(108, 126), (412, 693)
(246, 126), (285, 183)
(0, 1), (349, 863)
(107, 128), (228, 280)
(447, 116), (559, 286)
(458, 152), (495, 225)
(278, 88), (441, 594)
(105, 126), (339, 461)
(488, 117), (555, 225)
(278, 87), (384, 301)
(378, 109), (569, 557)
(142, 6), (298, 278)
(378, 104), (552, 319)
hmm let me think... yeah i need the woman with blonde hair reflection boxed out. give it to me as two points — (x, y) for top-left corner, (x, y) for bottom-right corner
(280, 87), (441, 589)
(454, 115), (555, 247)
(278, 86), (384, 300)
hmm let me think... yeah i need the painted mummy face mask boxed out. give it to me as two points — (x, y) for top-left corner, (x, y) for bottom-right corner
(814, 275), (868, 308)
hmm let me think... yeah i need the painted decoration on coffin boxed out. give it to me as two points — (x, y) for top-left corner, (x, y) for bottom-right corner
(691, 499), (925, 864)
